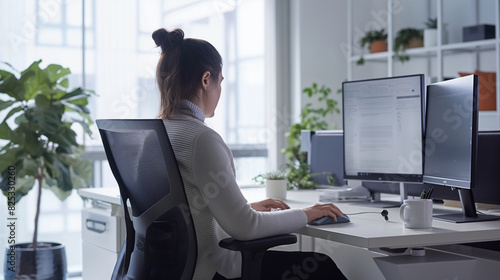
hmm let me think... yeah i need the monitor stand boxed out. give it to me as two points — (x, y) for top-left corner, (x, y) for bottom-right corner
(354, 182), (407, 208)
(433, 189), (500, 223)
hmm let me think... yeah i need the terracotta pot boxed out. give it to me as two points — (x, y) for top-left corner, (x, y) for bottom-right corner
(406, 37), (423, 49)
(370, 40), (388, 53)
(4, 242), (67, 280)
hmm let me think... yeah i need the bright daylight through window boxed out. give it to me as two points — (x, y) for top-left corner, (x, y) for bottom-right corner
(0, 0), (267, 275)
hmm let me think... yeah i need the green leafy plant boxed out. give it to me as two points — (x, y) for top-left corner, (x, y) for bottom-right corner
(425, 18), (438, 29)
(282, 83), (341, 189)
(252, 170), (287, 185)
(0, 60), (94, 248)
(359, 29), (388, 49)
(394, 28), (423, 63)
(357, 29), (388, 65)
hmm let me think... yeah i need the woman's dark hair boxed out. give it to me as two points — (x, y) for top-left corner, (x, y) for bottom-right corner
(152, 28), (222, 119)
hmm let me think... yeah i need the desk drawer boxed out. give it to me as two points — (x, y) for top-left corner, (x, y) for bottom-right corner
(82, 241), (118, 280)
(81, 207), (125, 253)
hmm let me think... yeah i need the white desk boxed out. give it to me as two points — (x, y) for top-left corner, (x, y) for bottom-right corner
(218, 187), (500, 248)
(79, 187), (500, 280)
(291, 191), (500, 249)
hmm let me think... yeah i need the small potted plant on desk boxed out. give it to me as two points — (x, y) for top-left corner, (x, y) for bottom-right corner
(357, 28), (388, 65)
(394, 28), (424, 63)
(253, 170), (288, 200)
(0, 60), (93, 280)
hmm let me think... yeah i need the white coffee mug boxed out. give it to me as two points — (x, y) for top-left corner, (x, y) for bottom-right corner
(399, 199), (433, 229)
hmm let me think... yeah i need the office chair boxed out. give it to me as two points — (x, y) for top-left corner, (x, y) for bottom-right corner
(97, 119), (297, 280)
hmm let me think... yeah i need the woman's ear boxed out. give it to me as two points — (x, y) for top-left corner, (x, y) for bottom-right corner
(201, 71), (211, 90)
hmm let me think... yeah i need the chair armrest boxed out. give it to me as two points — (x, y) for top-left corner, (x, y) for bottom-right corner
(219, 234), (297, 252)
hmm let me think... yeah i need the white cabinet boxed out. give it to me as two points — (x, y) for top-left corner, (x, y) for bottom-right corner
(346, 0), (500, 130)
(81, 207), (125, 280)
(79, 188), (125, 280)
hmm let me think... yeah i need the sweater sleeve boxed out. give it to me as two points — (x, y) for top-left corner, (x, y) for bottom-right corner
(191, 129), (308, 241)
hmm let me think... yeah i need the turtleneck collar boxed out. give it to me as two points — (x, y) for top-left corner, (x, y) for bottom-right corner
(179, 99), (205, 122)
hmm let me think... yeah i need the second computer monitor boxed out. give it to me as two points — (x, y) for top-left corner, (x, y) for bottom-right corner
(342, 74), (425, 183)
(423, 75), (498, 223)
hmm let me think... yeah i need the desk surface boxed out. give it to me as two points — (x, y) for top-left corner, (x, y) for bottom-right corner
(79, 187), (500, 249)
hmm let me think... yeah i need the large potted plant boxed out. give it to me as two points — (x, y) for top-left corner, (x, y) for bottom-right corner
(0, 60), (93, 279)
(282, 83), (340, 189)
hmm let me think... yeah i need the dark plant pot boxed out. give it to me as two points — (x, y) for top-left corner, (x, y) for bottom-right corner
(4, 242), (67, 280)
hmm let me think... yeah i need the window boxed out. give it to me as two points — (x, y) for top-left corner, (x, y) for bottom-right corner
(159, 0), (268, 183)
(36, 0), (95, 48)
(0, 0), (269, 275)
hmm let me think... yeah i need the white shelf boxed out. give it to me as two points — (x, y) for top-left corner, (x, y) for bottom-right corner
(441, 38), (497, 52)
(351, 39), (499, 63)
(350, 52), (389, 63)
(347, 0), (500, 129)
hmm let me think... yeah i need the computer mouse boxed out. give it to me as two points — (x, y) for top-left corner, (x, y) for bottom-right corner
(308, 214), (351, 225)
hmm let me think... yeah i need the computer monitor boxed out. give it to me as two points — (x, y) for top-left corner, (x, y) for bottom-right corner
(423, 75), (499, 223)
(342, 74), (425, 206)
(363, 132), (500, 211)
(301, 130), (346, 187)
(473, 131), (500, 206)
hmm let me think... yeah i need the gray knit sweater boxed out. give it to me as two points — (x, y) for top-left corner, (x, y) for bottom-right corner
(162, 100), (307, 279)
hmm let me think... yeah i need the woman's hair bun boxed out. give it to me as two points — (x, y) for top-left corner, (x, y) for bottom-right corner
(152, 28), (184, 50)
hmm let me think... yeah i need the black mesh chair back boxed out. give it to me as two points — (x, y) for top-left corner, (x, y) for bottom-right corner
(96, 119), (197, 280)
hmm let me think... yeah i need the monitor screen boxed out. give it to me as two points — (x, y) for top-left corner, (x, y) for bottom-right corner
(342, 74), (425, 183)
(308, 130), (346, 186)
(422, 75), (498, 223)
(426, 131), (500, 206)
(423, 75), (478, 189)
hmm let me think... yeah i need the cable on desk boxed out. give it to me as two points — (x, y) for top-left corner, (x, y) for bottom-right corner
(345, 210), (389, 221)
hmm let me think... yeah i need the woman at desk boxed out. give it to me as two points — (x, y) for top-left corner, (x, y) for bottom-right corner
(153, 28), (347, 280)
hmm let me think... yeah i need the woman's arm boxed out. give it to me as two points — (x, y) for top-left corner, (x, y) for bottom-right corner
(191, 129), (307, 240)
(251, 199), (344, 222)
(250, 198), (291, 212)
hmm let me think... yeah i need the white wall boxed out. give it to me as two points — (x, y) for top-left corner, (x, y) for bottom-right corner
(290, 0), (348, 129)
(289, 0), (500, 130)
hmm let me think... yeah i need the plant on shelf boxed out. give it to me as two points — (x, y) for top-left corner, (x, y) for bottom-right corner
(282, 83), (340, 190)
(394, 28), (424, 63)
(425, 18), (437, 29)
(357, 28), (388, 65)
(0, 60), (93, 279)
(424, 18), (438, 48)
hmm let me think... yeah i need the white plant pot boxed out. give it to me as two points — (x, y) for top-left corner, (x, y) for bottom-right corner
(424, 29), (437, 47)
(265, 180), (287, 200)
(441, 28), (448, 44)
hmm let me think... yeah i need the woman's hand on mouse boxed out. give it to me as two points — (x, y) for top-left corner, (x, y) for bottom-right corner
(302, 203), (344, 222)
